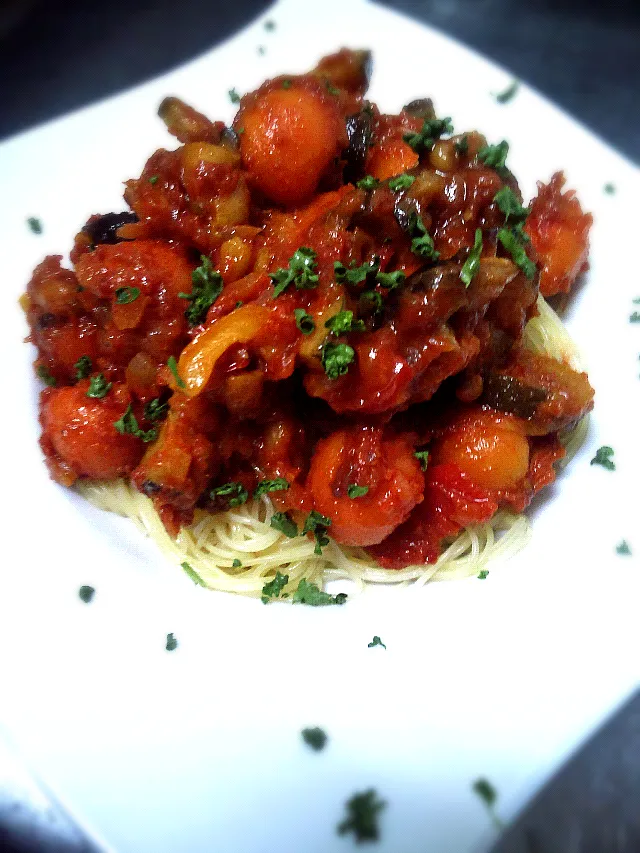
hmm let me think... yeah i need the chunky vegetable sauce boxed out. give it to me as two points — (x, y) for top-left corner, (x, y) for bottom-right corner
(24, 50), (594, 568)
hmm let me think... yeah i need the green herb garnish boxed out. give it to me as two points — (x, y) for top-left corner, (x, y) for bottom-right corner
(590, 445), (615, 471)
(113, 405), (157, 442)
(334, 258), (378, 285)
(261, 570), (289, 603)
(115, 286), (141, 305)
(337, 789), (386, 842)
(460, 228), (483, 287)
(356, 175), (380, 191)
(325, 81), (340, 96)
(36, 365), (56, 387)
(254, 478), (290, 498)
(321, 341), (355, 380)
(229, 88), (241, 104)
(165, 632), (178, 651)
(167, 355), (186, 389)
(181, 561), (206, 586)
(388, 173), (415, 192)
(604, 183), (616, 195)
(232, 558), (242, 568)
(210, 481), (249, 507)
(282, 79), (292, 89)
(630, 312), (640, 323)
(497, 228), (536, 279)
(264, 18), (275, 30)
(494, 80), (519, 104)
(472, 777), (503, 829)
(376, 269), (405, 290)
(144, 398), (169, 422)
(347, 484), (369, 499)
(455, 134), (469, 156)
(86, 373), (112, 399)
(148, 175), (159, 185)
(302, 510), (332, 556)
(27, 216), (43, 234)
(325, 310), (365, 335)
(270, 512), (298, 538)
(414, 449), (429, 471)
(270, 247), (319, 297)
(493, 185), (530, 229)
(301, 727), (328, 750)
(294, 308), (315, 335)
(293, 578), (347, 606)
(78, 585), (95, 603)
(403, 116), (453, 153)
(478, 140), (509, 171)
(616, 540), (631, 555)
(74, 355), (92, 381)
(407, 211), (439, 261)
(477, 570), (489, 580)
(368, 635), (386, 649)
(179, 255), (223, 326)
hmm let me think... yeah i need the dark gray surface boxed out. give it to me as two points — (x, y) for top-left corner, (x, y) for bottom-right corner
(1, 1), (639, 851)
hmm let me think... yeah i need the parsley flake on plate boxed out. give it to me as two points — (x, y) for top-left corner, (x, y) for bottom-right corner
(407, 211), (439, 261)
(616, 540), (631, 556)
(337, 789), (386, 842)
(270, 512), (298, 539)
(630, 312), (640, 323)
(114, 286), (140, 304)
(232, 558), (242, 568)
(294, 308), (315, 335)
(301, 726), (328, 751)
(270, 247), (319, 297)
(494, 80), (519, 104)
(229, 88), (241, 104)
(347, 484), (369, 499)
(293, 578), (347, 606)
(590, 445), (615, 471)
(388, 173), (415, 192)
(210, 481), (249, 507)
(368, 635), (386, 649)
(334, 258), (378, 285)
(477, 570), (489, 580)
(325, 310), (365, 335)
(27, 216), (43, 234)
(472, 777), (503, 829)
(144, 398), (169, 422)
(604, 183), (616, 195)
(493, 185), (530, 228)
(321, 341), (355, 380)
(403, 116), (453, 153)
(455, 134), (469, 156)
(167, 355), (186, 389)
(181, 561), (206, 586)
(356, 175), (380, 191)
(36, 365), (56, 387)
(376, 269), (405, 290)
(414, 449), (429, 471)
(497, 228), (536, 279)
(86, 373), (112, 399)
(148, 175), (159, 185)
(165, 632), (178, 652)
(78, 585), (95, 603)
(74, 355), (92, 381)
(302, 510), (332, 555)
(460, 228), (483, 287)
(254, 478), (290, 498)
(179, 255), (223, 326)
(478, 140), (509, 171)
(113, 405), (157, 443)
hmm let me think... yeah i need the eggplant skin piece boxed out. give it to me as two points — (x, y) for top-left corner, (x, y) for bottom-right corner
(82, 211), (138, 246)
(343, 107), (374, 184)
(482, 373), (547, 420)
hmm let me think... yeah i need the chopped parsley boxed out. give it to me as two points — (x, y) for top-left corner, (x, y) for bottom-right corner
(477, 570), (490, 580)
(114, 286), (140, 304)
(179, 255), (223, 326)
(301, 727), (328, 751)
(630, 311), (640, 323)
(270, 247), (319, 297)
(232, 558), (242, 568)
(78, 585), (95, 603)
(407, 211), (440, 261)
(494, 80), (519, 104)
(460, 228), (483, 287)
(113, 405), (157, 442)
(356, 175), (380, 191)
(337, 789), (386, 842)
(167, 355), (186, 389)
(254, 477), (290, 498)
(292, 578), (347, 606)
(36, 365), (56, 387)
(321, 341), (355, 380)
(261, 571), (289, 603)
(376, 269), (405, 290)
(590, 445), (615, 471)
(27, 216), (43, 234)
(144, 398), (169, 422)
(282, 79), (292, 89)
(497, 228), (536, 279)
(165, 632), (178, 651)
(414, 449), (429, 471)
(334, 258), (377, 285)
(472, 777), (503, 829)
(616, 540), (631, 556)
(74, 355), (92, 381)
(325, 81), (341, 96)
(325, 310), (365, 335)
(368, 635), (386, 649)
(210, 481), (249, 507)
(455, 134), (469, 156)
(403, 116), (453, 153)
(478, 140), (509, 172)
(270, 512), (298, 538)
(294, 308), (315, 335)
(302, 510), (332, 555)
(181, 561), (206, 586)
(359, 290), (383, 315)
(493, 185), (530, 229)
(257, 45), (265, 56)
(347, 484), (369, 499)
(604, 183), (616, 195)
(264, 18), (275, 30)
(228, 88), (241, 104)
(86, 373), (112, 399)
(388, 173), (415, 192)
(148, 175), (159, 185)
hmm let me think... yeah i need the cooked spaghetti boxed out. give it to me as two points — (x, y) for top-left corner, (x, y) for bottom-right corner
(24, 50), (594, 602)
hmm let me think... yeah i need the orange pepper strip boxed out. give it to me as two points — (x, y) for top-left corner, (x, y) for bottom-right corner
(176, 305), (273, 397)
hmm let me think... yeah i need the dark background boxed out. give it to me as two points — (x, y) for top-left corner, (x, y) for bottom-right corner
(0, 0), (638, 851)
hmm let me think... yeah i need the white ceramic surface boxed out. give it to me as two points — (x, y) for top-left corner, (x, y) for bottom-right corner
(0, 1), (639, 850)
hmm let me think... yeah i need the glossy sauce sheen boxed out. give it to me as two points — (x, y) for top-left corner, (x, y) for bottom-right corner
(24, 49), (595, 567)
